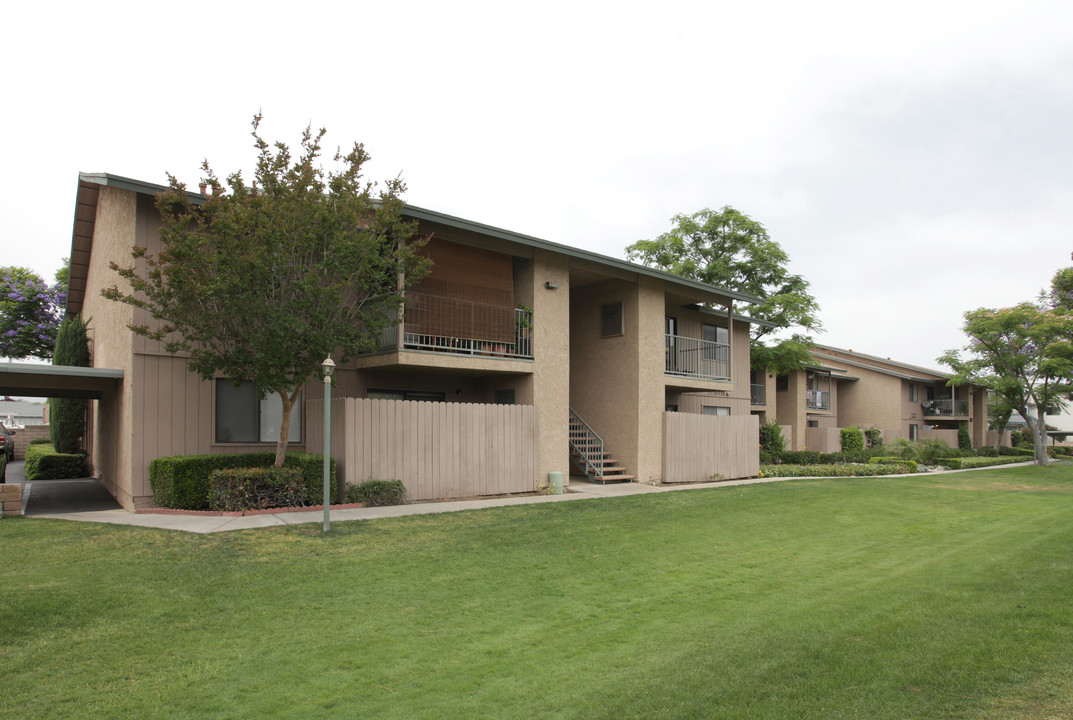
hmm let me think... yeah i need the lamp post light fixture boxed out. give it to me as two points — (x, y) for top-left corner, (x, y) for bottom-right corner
(321, 355), (335, 532)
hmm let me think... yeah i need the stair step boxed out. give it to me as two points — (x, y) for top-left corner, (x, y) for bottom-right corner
(594, 474), (635, 484)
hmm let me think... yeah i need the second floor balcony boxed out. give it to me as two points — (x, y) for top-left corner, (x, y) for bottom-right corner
(376, 296), (533, 360)
(751, 384), (766, 406)
(665, 334), (730, 382)
(923, 398), (969, 417)
(806, 389), (831, 411)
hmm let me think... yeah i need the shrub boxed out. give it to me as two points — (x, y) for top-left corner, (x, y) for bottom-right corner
(24, 443), (87, 480)
(779, 450), (821, 465)
(840, 426), (865, 453)
(209, 466), (309, 512)
(977, 446), (999, 457)
(29, 438), (51, 445)
(868, 457), (919, 473)
(864, 427), (884, 449)
(148, 451), (336, 510)
(998, 446), (1034, 457)
(957, 423), (972, 450)
(345, 478), (408, 507)
(758, 463), (916, 478)
(759, 420), (785, 456)
(944, 456), (1027, 470)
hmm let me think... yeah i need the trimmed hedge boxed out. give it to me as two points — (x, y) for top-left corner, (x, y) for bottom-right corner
(209, 466), (309, 512)
(868, 457), (919, 473)
(840, 426), (865, 453)
(148, 451), (337, 510)
(24, 443), (87, 480)
(943, 456), (1032, 470)
(759, 464), (918, 478)
(999, 446), (1035, 457)
(345, 478), (408, 507)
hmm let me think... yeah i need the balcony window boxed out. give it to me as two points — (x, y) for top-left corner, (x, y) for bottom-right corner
(602, 302), (624, 337)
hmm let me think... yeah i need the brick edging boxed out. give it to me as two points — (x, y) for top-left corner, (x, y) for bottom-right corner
(136, 502), (365, 517)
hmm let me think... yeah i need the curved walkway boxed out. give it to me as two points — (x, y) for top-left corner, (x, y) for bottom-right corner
(5, 460), (1038, 534)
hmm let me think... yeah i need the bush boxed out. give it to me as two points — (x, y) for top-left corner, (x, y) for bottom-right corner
(957, 424), (972, 450)
(864, 427), (883, 449)
(840, 426), (864, 453)
(977, 446), (999, 457)
(759, 420), (785, 456)
(944, 456), (1027, 470)
(49, 315), (91, 454)
(998, 446), (1034, 457)
(778, 450), (820, 465)
(148, 451), (336, 510)
(868, 457), (919, 473)
(758, 463), (916, 478)
(24, 443), (87, 480)
(345, 478), (408, 507)
(28, 438), (51, 445)
(209, 466), (309, 511)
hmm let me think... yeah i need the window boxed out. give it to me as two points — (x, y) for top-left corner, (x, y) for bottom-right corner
(909, 424), (919, 441)
(807, 419), (819, 428)
(215, 380), (301, 444)
(494, 389), (516, 405)
(909, 384), (918, 402)
(702, 323), (728, 361)
(702, 406), (731, 416)
(601, 302), (623, 337)
(776, 375), (789, 392)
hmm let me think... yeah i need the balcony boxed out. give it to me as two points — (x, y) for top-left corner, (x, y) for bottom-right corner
(923, 399), (969, 417)
(377, 301), (533, 360)
(806, 389), (830, 411)
(751, 384), (766, 406)
(665, 334), (730, 381)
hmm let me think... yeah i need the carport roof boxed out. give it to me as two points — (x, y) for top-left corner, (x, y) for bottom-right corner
(0, 362), (123, 399)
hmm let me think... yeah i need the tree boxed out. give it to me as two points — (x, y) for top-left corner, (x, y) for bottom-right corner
(103, 115), (431, 466)
(0, 266), (66, 360)
(626, 207), (822, 369)
(939, 271), (1073, 466)
(49, 314), (91, 453)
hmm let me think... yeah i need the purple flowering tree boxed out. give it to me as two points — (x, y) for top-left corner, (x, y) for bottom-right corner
(0, 266), (66, 360)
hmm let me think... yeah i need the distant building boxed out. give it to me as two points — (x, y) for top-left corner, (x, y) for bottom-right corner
(0, 398), (47, 428)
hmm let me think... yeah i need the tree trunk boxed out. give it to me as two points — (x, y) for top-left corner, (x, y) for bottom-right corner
(275, 387), (299, 467)
(1032, 408), (1052, 466)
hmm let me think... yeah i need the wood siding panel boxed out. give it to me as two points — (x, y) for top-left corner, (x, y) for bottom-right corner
(663, 412), (759, 483)
(307, 398), (539, 501)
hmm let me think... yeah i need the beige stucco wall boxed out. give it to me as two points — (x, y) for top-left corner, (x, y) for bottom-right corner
(81, 186), (137, 508)
(529, 250), (571, 484)
(570, 278), (641, 479)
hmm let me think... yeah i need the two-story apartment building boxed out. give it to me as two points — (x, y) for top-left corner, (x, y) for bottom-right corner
(751, 344), (989, 452)
(63, 173), (762, 509)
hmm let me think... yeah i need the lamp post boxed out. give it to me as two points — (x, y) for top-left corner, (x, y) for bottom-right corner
(321, 355), (335, 532)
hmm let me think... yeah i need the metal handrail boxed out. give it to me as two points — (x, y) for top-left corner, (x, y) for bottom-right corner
(569, 408), (605, 478)
(665, 334), (730, 381)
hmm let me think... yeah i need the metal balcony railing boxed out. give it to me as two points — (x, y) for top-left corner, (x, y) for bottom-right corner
(806, 389), (830, 411)
(665, 334), (730, 381)
(376, 304), (533, 360)
(750, 384), (766, 405)
(923, 399), (969, 416)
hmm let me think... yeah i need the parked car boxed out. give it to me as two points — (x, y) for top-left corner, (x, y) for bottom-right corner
(0, 423), (14, 462)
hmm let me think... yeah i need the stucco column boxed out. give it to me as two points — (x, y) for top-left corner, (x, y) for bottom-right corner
(635, 277), (666, 484)
(529, 250), (571, 486)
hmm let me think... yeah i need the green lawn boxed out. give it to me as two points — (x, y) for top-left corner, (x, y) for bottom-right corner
(3, 465), (1073, 719)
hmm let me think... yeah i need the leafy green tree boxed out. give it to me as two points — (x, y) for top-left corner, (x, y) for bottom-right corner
(0, 266), (66, 359)
(939, 272), (1073, 466)
(626, 207), (821, 370)
(49, 314), (91, 453)
(103, 115), (431, 466)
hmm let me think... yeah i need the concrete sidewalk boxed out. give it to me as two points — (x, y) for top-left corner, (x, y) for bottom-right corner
(7, 461), (1039, 534)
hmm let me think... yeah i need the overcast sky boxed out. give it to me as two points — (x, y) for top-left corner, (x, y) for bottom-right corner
(4, 0), (1071, 371)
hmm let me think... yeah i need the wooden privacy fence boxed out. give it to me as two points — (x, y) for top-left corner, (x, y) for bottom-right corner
(806, 426), (842, 453)
(919, 428), (959, 447)
(306, 398), (539, 501)
(663, 412), (759, 483)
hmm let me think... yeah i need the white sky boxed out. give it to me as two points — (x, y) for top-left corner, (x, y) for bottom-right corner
(3, 0), (1071, 370)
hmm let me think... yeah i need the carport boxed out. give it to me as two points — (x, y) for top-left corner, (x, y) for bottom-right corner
(0, 362), (124, 515)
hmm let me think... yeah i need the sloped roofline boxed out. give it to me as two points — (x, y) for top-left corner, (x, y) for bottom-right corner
(811, 348), (954, 383)
(69, 172), (764, 317)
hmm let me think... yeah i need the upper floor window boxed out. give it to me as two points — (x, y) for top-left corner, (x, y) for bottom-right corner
(909, 384), (918, 402)
(601, 302), (624, 337)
